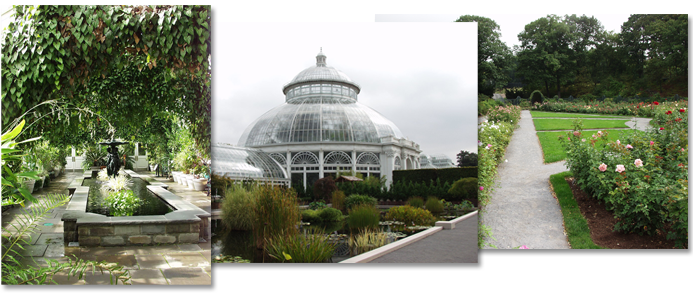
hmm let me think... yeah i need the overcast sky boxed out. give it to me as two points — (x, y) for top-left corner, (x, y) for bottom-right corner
(375, 14), (632, 49)
(212, 22), (478, 161)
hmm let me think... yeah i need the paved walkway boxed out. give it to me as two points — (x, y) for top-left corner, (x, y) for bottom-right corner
(368, 213), (478, 263)
(481, 110), (570, 249)
(1, 171), (211, 285)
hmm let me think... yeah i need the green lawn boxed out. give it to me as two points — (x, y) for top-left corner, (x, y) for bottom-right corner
(549, 171), (603, 249)
(530, 111), (629, 118)
(537, 129), (639, 163)
(533, 118), (630, 131)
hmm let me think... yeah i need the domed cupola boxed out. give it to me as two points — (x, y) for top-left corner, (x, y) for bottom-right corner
(282, 49), (361, 101)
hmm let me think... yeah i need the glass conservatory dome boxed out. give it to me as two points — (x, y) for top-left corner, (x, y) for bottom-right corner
(238, 50), (404, 147)
(211, 144), (289, 181)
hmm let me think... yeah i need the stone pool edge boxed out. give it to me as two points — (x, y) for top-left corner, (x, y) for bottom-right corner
(61, 170), (210, 247)
(339, 210), (479, 263)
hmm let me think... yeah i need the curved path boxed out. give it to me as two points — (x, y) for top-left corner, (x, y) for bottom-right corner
(481, 110), (570, 249)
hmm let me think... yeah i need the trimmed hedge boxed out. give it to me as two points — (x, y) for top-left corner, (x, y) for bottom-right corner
(393, 167), (477, 184)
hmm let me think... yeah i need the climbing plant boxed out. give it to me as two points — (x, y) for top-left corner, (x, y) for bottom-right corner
(1, 5), (211, 154)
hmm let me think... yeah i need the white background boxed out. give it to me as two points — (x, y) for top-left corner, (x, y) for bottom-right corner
(2, 1), (691, 294)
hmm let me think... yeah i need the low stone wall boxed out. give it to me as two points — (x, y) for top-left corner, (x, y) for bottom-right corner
(77, 222), (201, 246)
(62, 171), (210, 247)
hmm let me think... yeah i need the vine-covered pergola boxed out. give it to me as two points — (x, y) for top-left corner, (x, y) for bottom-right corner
(1, 5), (211, 156)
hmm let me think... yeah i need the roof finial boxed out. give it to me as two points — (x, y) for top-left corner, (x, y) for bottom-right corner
(316, 48), (326, 67)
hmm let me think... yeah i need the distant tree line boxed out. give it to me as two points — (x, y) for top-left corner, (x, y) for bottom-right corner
(457, 14), (688, 99)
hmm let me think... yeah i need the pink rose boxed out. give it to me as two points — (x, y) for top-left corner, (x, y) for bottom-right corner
(634, 159), (643, 167)
(479, 186), (484, 191)
(519, 245), (529, 249)
(650, 141), (654, 146)
(592, 134), (597, 139)
(599, 163), (607, 172)
(626, 144), (633, 149)
(573, 131), (580, 136)
(616, 140), (620, 145)
(682, 148), (686, 152)
(582, 139), (586, 142)
(615, 165), (625, 173)
(597, 131), (603, 136)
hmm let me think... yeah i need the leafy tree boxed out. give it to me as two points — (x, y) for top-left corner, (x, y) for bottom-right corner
(455, 15), (514, 96)
(1, 5), (211, 156)
(516, 15), (578, 98)
(621, 14), (687, 94)
(456, 150), (478, 167)
(313, 176), (337, 202)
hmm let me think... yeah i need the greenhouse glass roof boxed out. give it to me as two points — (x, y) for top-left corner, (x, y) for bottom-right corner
(238, 50), (404, 147)
(211, 144), (288, 180)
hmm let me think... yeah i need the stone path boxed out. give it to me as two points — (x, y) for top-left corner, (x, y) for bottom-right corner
(1, 171), (211, 285)
(480, 110), (652, 249)
(481, 110), (571, 249)
(368, 213), (478, 263)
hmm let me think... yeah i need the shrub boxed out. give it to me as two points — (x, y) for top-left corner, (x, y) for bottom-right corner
(344, 194), (377, 211)
(301, 209), (322, 224)
(449, 178), (478, 201)
(318, 207), (343, 223)
(384, 205), (435, 226)
(425, 197), (444, 215)
(392, 167), (477, 184)
(265, 231), (335, 263)
(530, 90), (545, 104)
(252, 186), (301, 249)
(406, 196), (424, 208)
(104, 189), (140, 217)
(331, 190), (346, 212)
(562, 118), (688, 248)
(347, 204), (380, 232)
(308, 201), (327, 210)
(313, 176), (336, 202)
(487, 105), (521, 124)
(221, 184), (257, 231)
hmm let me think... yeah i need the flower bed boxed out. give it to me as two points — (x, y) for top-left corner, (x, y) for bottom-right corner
(533, 99), (688, 117)
(478, 106), (520, 206)
(561, 111), (688, 248)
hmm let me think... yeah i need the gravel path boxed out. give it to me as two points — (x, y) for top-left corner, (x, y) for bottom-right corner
(480, 111), (652, 249)
(481, 110), (570, 249)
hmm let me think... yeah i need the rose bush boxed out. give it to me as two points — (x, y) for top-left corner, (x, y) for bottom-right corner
(561, 114), (688, 248)
(533, 99), (687, 117)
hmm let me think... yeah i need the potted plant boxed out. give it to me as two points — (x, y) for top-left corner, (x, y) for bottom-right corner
(192, 165), (208, 191)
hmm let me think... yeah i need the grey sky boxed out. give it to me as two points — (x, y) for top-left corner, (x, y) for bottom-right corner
(211, 22), (478, 161)
(375, 14), (631, 49)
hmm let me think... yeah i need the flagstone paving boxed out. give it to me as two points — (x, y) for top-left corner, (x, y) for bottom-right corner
(1, 171), (211, 285)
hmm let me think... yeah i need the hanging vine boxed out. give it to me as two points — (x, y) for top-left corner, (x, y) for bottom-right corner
(1, 5), (211, 154)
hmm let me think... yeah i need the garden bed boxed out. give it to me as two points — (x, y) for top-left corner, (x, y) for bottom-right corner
(566, 177), (678, 249)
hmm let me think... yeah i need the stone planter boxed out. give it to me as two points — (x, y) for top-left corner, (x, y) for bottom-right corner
(192, 178), (207, 191)
(23, 179), (36, 194)
(172, 172), (178, 183)
(179, 173), (188, 185)
(186, 174), (195, 189)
